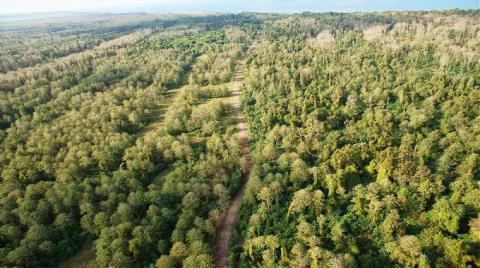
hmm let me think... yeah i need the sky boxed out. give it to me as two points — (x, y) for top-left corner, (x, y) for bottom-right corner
(0, 0), (478, 14)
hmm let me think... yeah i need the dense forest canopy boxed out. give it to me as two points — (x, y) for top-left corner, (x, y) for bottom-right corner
(0, 10), (479, 268)
(234, 10), (480, 268)
(0, 13), (167, 73)
(0, 13), (257, 267)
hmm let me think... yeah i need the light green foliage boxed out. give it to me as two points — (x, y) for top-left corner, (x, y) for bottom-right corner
(0, 14), (256, 267)
(233, 10), (480, 268)
(1, 10), (479, 268)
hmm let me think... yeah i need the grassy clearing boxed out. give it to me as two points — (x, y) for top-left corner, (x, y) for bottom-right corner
(58, 241), (96, 268)
(147, 82), (238, 188)
(136, 86), (185, 138)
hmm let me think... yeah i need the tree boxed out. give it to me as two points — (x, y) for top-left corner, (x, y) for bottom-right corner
(385, 235), (426, 267)
(428, 198), (464, 234)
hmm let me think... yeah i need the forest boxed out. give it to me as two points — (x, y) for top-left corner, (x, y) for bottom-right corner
(233, 10), (480, 268)
(0, 10), (479, 268)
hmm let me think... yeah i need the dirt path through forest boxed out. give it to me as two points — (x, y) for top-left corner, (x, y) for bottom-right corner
(215, 41), (255, 268)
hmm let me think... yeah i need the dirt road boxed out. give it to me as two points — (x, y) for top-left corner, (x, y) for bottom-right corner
(215, 41), (255, 268)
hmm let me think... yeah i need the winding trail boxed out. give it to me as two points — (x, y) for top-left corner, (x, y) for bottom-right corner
(215, 41), (255, 268)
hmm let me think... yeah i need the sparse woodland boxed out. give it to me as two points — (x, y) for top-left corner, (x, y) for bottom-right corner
(0, 10), (479, 268)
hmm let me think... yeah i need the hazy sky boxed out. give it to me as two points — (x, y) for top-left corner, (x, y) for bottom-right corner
(0, 0), (478, 14)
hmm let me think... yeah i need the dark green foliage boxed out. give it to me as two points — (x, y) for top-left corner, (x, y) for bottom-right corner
(140, 30), (226, 49)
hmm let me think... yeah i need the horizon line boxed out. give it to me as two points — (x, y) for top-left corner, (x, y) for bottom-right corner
(1, 7), (477, 16)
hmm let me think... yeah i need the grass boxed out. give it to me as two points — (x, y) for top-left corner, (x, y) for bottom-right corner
(59, 241), (96, 268)
(150, 165), (173, 186)
(136, 86), (184, 138)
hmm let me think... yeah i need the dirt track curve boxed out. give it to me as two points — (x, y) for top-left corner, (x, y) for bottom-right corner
(215, 41), (255, 268)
